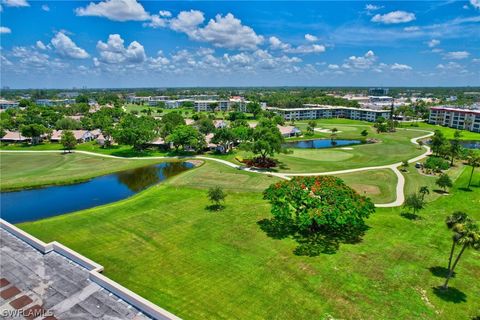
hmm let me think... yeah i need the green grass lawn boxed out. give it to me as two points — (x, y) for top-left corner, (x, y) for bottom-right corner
(398, 122), (480, 140)
(0, 152), (173, 191)
(336, 169), (397, 204)
(18, 162), (480, 320)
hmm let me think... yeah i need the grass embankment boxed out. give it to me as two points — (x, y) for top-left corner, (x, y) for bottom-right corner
(0, 153), (171, 191)
(18, 161), (480, 320)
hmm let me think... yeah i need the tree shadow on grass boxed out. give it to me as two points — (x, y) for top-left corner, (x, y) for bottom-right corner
(458, 187), (474, 192)
(258, 218), (368, 256)
(432, 286), (467, 303)
(428, 266), (455, 278)
(205, 204), (225, 212)
(400, 212), (422, 220)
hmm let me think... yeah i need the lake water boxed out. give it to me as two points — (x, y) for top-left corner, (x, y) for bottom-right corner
(284, 139), (361, 149)
(0, 162), (193, 224)
(460, 140), (480, 149)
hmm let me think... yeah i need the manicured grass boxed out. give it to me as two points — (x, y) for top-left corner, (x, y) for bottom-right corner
(336, 169), (397, 204)
(399, 122), (480, 140)
(18, 165), (480, 320)
(0, 152), (172, 191)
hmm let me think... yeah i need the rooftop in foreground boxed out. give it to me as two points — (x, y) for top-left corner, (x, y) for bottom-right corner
(0, 220), (179, 320)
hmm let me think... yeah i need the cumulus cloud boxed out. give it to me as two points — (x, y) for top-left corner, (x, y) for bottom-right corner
(143, 14), (167, 28)
(365, 4), (382, 11)
(391, 63), (412, 70)
(1, 0), (29, 7)
(343, 50), (377, 70)
(470, 0), (480, 9)
(0, 26), (11, 34)
(404, 26), (420, 32)
(443, 51), (470, 60)
(304, 34), (318, 42)
(41, 4), (49, 11)
(75, 0), (150, 21)
(96, 34), (146, 64)
(328, 64), (340, 69)
(269, 36), (290, 50)
(36, 40), (47, 50)
(285, 44), (326, 54)
(427, 39), (440, 48)
(51, 32), (89, 59)
(371, 11), (416, 24)
(158, 10), (171, 17)
(172, 12), (264, 50)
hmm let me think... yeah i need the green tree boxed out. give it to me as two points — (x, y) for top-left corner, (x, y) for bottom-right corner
(195, 117), (215, 135)
(167, 125), (206, 152)
(361, 129), (368, 137)
(246, 101), (262, 119)
(208, 102), (219, 113)
(113, 114), (158, 150)
(61, 130), (77, 153)
(212, 128), (236, 153)
(207, 186), (227, 210)
(431, 130), (448, 157)
(436, 173), (453, 193)
(160, 112), (185, 139)
(466, 151), (480, 189)
(241, 120), (284, 161)
(443, 220), (479, 289)
(330, 127), (338, 142)
(401, 160), (409, 172)
(449, 130), (462, 166)
(75, 94), (89, 104)
(56, 117), (81, 130)
(403, 192), (425, 216)
(445, 212), (470, 272)
(20, 124), (47, 145)
(419, 186), (430, 200)
(263, 176), (375, 232)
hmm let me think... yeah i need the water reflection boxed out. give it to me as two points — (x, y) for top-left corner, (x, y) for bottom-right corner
(284, 139), (361, 149)
(0, 162), (193, 223)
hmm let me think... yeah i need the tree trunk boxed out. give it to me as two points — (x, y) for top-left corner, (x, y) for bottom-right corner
(467, 166), (474, 189)
(447, 240), (456, 271)
(450, 155), (454, 166)
(443, 243), (467, 289)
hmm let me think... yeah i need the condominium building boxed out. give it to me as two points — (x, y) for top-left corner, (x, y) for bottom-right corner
(0, 99), (19, 109)
(35, 99), (76, 106)
(267, 105), (391, 122)
(428, 106), (480, 133)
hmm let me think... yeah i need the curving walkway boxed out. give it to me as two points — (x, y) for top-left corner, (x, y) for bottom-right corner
(0, 128), (434, 207)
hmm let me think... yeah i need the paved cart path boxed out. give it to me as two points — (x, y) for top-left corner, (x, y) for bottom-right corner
(0, 129), (434, 207)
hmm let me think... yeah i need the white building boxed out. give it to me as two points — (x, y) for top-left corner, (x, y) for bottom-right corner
(35, 99), (75, 107)
(428, 107), (480, 133)
(0, 99), (19, 109)
(268, 105), (391, 122)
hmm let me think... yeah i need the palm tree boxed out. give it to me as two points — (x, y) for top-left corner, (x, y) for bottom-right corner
(419, 186), (430, 200)
(466, 151), (480, 190)
(443, 220), (480, 289)
(445, 212), (469, 271)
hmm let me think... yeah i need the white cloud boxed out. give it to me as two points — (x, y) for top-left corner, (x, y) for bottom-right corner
(1, 0), (29, 7)
(404, 26), (420, 32)
(470, 0), (480, 9)
(158, 10), (171, 17)
(0, 26), (11, 34)
(36, 40), (47, 50)
(75, 0), (150, 21)
(304, 34), (318, 42)
(173, 12), (264, 50)
(472, 58), (480, 63)
(427, 39), (440, 48)
(343, 50), (377, 70)
(285, 44), (326, 54)
(51, 32), (89, 59)
(96, 34), (146, 64)
(436, 62), (462, 70)
(371, 11), (416, 24)
(443, 51), (470, 60)
(391, 63), (412, 70)
(269, 36), (290, 50)
(365, 4), (383, 11)
(328, 64), (340, 69)
(143, 14), (167, 28)
(41, 4), (49, 11)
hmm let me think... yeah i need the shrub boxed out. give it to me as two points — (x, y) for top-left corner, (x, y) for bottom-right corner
(425, 156), (450, 172)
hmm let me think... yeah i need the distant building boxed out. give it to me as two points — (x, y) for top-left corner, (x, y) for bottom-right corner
(58, 92), (79, 98)
(428, 107), (480, 133)
(268, 105), (391, 122)
(369, 88), (389, 96)
(0, 99), (19, 109)
(35, 99), (75, 107)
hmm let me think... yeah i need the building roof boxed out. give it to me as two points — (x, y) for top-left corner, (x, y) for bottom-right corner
(50, 130), (91, 141)
(0, 220), (179, 320)
(430, 106), (480, 115)
(1, 131), (28, 141)
(277, 125), (300, 135)
(268, 105), (390, 113)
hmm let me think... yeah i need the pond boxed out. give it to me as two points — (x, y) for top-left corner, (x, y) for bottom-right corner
(284, 139), (361, 149)
(0, 162), (194, 224)
(460, 140), (480, 149)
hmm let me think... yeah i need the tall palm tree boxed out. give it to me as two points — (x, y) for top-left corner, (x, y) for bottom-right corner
(445, 212), (470, 271)
(466, 151), (480, 190)
(443, 221), (480, 289)
(419, 186), (430, 200)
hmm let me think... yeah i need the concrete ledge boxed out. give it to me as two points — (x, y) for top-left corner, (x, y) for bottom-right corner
(0, 219), (181, 320)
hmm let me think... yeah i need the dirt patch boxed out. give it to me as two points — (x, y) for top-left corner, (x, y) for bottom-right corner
(350, 184), (381, 195)
(186, 160), (204, 167)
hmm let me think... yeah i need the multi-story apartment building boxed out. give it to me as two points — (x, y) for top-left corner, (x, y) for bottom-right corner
(0, 99), (19, 109)
(267, 105), (391, 122)
(428, 107), (480, 133)
(35, 99), (76, 106)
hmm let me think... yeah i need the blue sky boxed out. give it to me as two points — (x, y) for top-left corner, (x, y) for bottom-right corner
(1, 0), (479, 88)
